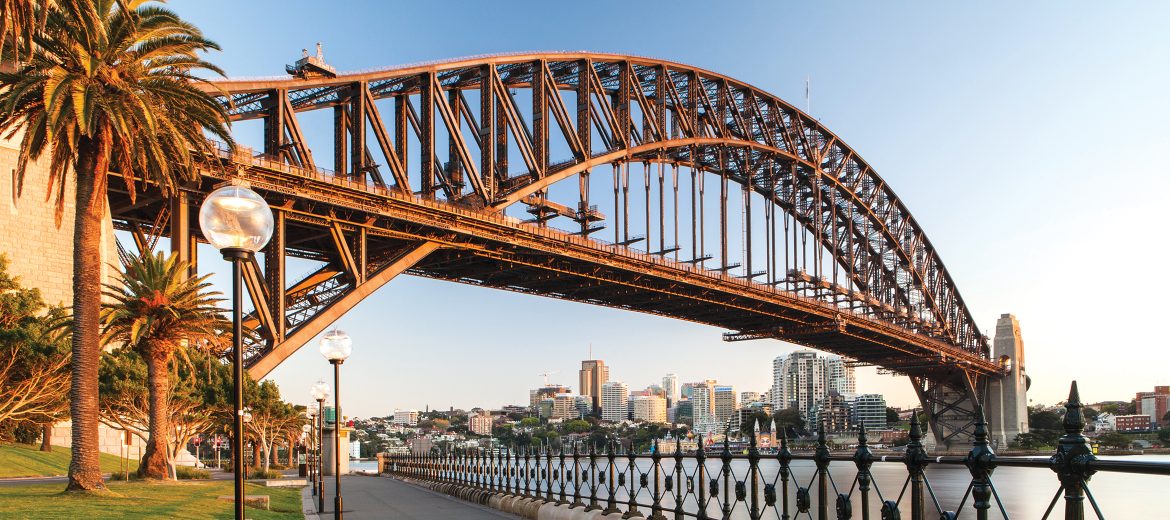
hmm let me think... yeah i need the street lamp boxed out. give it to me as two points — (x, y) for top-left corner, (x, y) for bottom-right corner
(320, 329), (352, 520)
(301, 423), (311, 478)
(306, 403), (317, 490)
(310, 381), (330, 512)
(199, 183), (274, 520)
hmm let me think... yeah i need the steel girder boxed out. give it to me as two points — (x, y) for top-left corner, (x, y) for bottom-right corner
(116, 52), (1003, 442)
(203, 52), (986, 359)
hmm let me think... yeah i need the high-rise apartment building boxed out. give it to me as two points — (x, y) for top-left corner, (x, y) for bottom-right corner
(580, 360), (610, 414)
(771, 350), (825, 422)
(552, 393), (580, 420)
(601, 381), (629, 423)
(852, 394), (887, 430)
(740, 391), (762, 405)
(690, 380), (719, 433)
(662, 374), (679, 407)
(824, 355), (856, 397)
(632, 395), (668, 424)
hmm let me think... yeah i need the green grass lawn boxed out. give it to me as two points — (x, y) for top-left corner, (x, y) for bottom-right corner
(0, 480), (303, 519)
(0, 444), (137, 478)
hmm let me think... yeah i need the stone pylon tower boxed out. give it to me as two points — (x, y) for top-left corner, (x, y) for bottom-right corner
(986, 313), (1030, 448)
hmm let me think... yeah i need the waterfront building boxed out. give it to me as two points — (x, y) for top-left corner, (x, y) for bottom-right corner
(601, 381), (629, 423)
(393, 409), (419, 426)
(1093, 412), (1116, 432)
(1115, 414), (1152, 432)
(580, 360), (610, 414)
(1135, 386), (1169, 427)
(817, 394), (853, 433)
(632, 395), (668, 424)
(530, 384), (572, 411)
(662, 374), (679, 407)
(852, 394), (887, 430)
(350, 438), (362, 458)
(469, 411), (493, 435)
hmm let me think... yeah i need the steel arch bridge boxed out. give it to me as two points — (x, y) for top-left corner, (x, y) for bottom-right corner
(107, 52), (1002, 446)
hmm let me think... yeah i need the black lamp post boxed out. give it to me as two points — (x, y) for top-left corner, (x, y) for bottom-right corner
(198, 183), (274, 520)
(311, 379), (330, 512)
(319, 330), (352, 520)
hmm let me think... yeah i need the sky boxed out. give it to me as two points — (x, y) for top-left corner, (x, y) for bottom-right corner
(169, 0), (1170, 418)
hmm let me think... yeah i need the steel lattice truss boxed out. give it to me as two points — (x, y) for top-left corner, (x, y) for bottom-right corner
(109, 52), (999, 446)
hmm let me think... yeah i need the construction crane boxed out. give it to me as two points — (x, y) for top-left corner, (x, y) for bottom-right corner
(538, 371), (559, 386)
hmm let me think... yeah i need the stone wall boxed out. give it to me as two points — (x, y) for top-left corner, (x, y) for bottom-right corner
(0, 132), (120, 306)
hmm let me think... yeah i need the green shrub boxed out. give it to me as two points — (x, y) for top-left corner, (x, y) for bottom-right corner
(253, 469), (282, 480)
(175, 466), (210, 480)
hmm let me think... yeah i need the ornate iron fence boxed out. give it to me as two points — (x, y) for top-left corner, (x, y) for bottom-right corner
(385, 382), (1170, 519)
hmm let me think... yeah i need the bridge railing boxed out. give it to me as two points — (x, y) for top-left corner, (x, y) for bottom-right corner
(206, 140), (977, 358)
(384, 382), (1169, 520)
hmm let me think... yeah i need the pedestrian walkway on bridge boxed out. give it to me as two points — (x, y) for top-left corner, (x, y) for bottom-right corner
(303, 475), (518, 519)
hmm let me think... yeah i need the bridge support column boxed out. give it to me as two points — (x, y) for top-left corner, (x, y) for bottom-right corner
(986, 313), (1029, 448)
(911, 373), (983, 451)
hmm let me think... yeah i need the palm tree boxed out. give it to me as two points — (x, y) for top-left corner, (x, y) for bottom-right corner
(102, 252), (226, 480)
(0, 0), (232, 491)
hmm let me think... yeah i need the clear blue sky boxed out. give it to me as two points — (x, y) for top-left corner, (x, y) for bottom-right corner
(172, 0), (1170, 418)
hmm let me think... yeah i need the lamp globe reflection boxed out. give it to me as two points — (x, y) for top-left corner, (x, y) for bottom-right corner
(319, 329), (352, 363)
(311, 379), (330, 401)
(198, 184), (274, 254)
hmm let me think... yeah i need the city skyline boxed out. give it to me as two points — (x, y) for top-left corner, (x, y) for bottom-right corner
(162, 0), (1170, 418)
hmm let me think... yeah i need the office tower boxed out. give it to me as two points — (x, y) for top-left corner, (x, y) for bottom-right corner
(714, 385), (738, 426)
(601, 381), (629, 423)
(580, 360), (610, 414)
(662, 374), (679, 407)
(772, 350), (827, 425)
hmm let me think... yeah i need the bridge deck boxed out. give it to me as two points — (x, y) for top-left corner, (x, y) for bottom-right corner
(107, 148), (999, 381)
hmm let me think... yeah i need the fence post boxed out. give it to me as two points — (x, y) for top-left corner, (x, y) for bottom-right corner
(627, 440), (644, 517)
(852, 424), (874, 520)
(651, 439), (666, 520)
(748, 422), (761, 520)
(721, 433), (733, 518)
(777, 425), (792, 520)
(586, 442), (600, 511)
(814, 428), (830, 520)
(605, 440), (621, 515)
(697, 434), (708, 520)
(674, 436), (685, 520)
(560, 443), (570, 505)
(964, 406), (996, 520)
(904, 411), (929, 520)
(1050, 381), (1096, 520)
(546, 444), (555, 502)
(568, 442), (582, 508)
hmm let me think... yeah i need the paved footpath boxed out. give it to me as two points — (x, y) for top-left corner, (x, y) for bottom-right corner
(304, 475), (519, 520)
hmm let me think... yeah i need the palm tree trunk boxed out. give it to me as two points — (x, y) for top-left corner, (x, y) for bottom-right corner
(67, 138), (107, 492)
(138, 345), (171, 480)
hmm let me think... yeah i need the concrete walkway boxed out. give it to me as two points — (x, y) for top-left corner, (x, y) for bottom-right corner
(303, 475), (519, 519)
